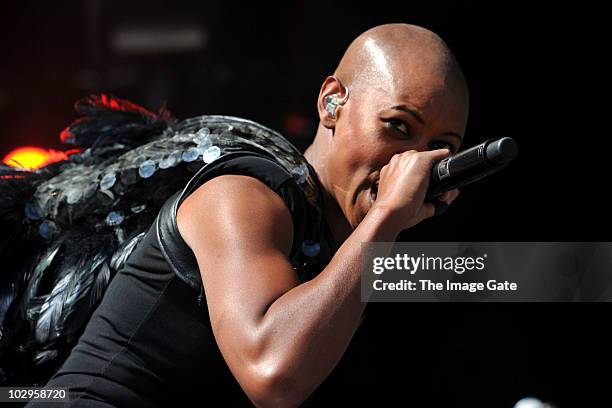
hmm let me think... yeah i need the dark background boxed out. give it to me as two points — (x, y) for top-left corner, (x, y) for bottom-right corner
(0, 1), (607, 406)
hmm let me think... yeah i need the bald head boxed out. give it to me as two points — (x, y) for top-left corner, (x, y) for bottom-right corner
(305, 24), (470, 236)
(334, 23), (467, 98)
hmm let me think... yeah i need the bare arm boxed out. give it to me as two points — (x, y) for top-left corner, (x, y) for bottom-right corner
(177, 149), (456, 407)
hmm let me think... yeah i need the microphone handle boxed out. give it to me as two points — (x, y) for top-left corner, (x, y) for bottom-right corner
(425, 137), (517, 201)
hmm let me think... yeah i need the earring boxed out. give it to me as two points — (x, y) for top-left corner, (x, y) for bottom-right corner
(324, 78), (349, 120)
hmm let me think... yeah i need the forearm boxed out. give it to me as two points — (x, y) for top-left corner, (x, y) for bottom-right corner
(253, 206), (400, 405)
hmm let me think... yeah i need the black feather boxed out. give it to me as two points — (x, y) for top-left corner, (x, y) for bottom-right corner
(0, 96), (317, 388)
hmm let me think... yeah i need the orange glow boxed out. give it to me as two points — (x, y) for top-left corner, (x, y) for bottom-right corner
(2, 146), (74, 170)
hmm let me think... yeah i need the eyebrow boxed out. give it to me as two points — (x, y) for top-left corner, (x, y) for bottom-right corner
(391, 104), (425, 125)
(391, 104), (463, 142)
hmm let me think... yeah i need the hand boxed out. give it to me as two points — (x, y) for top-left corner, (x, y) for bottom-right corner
(372, 148), (460, 230)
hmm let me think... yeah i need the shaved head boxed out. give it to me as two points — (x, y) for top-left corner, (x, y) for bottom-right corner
(334, 23), (467, 100)
(305, 23), (470, 240)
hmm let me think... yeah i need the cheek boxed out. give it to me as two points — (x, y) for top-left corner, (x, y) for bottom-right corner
(345, 143), (373, 171)
(328, 142), (368, 188)
(339, 113), (382, 171)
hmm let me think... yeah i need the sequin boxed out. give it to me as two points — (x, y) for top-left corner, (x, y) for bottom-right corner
(197, 135), (213, 150)
(171, 150), (183, 161)
(39, 221), (59, 240)
(194, 127), (211, 146)
(301, 240), (320, 257)
(99, 173), (117, 190)
(66, 189), (83, 204)
(182, 147), (200, 162)
(105, 211), (124, 226)
(291, 163), (308, 184)
(197, 143), (213, 156)
(138, 160), (156, 178)
(159, 155), (177, 169)
(25, 201), (42, 220)
(130, 203), (147, 213)
(202, 146), (221, 163)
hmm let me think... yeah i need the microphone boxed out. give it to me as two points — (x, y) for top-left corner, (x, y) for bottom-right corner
(425, 137), (518, 201)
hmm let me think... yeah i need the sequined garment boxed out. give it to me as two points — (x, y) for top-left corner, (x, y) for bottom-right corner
(0, 95), (327, 386)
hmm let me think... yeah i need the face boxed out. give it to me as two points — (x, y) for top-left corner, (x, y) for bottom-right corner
(326, 70), (469, 228)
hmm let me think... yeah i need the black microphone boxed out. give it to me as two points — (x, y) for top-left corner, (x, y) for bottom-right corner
(425, 137), (518, 201)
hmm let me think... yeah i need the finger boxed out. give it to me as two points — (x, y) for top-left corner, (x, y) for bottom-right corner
(421, 148), (451, 164)
(447, 188), (460, 204)
(412, 198), (450, 227)
(438, 189), (460, 205)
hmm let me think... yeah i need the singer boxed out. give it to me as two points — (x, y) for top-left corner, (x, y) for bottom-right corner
(26, 23), (469, 407)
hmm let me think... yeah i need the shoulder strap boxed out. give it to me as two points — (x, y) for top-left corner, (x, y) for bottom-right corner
(156, 151), (317, 294)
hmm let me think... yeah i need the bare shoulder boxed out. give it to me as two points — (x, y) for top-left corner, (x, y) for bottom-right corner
(176, 174), (295, 260)
(176, 174), (301, 338)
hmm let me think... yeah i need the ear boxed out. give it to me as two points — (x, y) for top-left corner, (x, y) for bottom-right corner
(317, 76), (349, 130)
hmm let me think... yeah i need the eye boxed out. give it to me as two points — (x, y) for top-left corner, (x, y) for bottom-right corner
(384, 118), (411, 136)
(430, 141), (457, 153)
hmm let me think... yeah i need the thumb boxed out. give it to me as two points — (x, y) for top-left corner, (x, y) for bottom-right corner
(421, 148), (452, 166)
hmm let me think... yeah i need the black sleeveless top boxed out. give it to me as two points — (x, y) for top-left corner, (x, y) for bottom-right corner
(30, 154), (339, 407)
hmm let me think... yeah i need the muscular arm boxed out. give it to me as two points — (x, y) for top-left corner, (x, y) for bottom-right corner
(177, 175), (400, 407)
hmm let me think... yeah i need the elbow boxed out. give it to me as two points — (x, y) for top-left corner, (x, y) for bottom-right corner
(244, 362), (308, 408)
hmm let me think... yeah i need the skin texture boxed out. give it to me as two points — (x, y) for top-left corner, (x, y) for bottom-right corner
(177, 23), (469, 407)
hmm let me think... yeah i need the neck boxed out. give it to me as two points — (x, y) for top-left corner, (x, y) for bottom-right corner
(304, 125), (353, 247)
